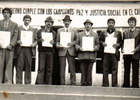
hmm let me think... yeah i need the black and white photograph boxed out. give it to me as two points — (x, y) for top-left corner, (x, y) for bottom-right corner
(0, 0), (140, 100)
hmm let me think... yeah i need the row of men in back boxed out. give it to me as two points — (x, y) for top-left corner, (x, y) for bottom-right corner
(0, 8), (139, 88)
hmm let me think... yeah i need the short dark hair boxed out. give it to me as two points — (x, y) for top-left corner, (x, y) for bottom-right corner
(107, 18), (115, 24)
(2, 8), (12, 17)
(23, 15), (32, 21)
(128, 17), (136, 24)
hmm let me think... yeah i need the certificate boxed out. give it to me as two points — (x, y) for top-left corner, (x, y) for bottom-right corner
(60, 32), (71, 47)
(41, 32), (52, 47)
(123, 39), (135, 55)
(21, 31), (33, 47)
(82, 37), (94, 51)
(0, 31), (10, 48)
(104, 37), (117, 54)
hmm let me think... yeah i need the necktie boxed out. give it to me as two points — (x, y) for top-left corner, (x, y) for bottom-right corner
(66, 28), (68, 32)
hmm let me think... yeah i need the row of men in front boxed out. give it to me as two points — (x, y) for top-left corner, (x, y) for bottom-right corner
(0, 8), (139, 88)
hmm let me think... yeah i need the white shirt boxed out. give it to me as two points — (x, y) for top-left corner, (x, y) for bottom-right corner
(107, 32), (115, 37)
(65, 27), (69, 32)
(23, 25), (29, 30)
(85, 30), (92, 36)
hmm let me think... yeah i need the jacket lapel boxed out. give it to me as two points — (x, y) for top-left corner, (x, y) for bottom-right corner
(133, 29), (139, 38)
(0, 20), (5, 30)
(114, 30), (119, 37)
(104, 31), (107, 37)
(7, 20), (13, 30)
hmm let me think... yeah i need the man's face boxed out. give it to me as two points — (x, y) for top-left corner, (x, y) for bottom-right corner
(3, 10), (11, 19)
(63, 20), (71, 28)
(128, 20), (136, 28)
(45, 21), (53, 28)
(107, 21), (115, 29)
(84, 23), (92, 30)
(23, 18), (31, 26)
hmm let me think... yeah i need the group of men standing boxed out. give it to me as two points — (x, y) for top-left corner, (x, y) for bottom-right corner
(0, 7), (139, 88)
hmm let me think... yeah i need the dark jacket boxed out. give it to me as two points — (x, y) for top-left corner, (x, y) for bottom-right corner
(99, 28), (122, 60)
(37, 28), (56, 54)
(122, 28), (140, 60)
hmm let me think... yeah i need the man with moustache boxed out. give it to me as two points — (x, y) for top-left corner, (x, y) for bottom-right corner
(0, 8), (18, 84)
(36, 16), (56, 85)
(100, 18), (122, 87)
(16, 15), (37, 84)
(56, 15), (77, 85)
(122, 17), (140, 88)
(75, 19), (100, 86)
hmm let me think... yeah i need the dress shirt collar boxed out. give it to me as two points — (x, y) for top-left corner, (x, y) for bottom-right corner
(129, 27), (135, 32)
(23, 25), (29, 30)
(85, 29), (92, 36)
(65, 27), (70, 32)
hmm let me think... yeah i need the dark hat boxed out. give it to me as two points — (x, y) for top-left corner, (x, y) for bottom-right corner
(2, 8), (12, 16)
(84, 19), (93, 26)
(62, 15), (72, 21)
(45, 16), (54, 23)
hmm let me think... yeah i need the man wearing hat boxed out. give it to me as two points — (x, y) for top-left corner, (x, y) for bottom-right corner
(36, 16), (56, 85)
(0, 8), (18, 84)
(75, 19), (99, 86)
(56, 15), (77, 85)
(100, 18), (122, 87)
(16, 15), (37, 84)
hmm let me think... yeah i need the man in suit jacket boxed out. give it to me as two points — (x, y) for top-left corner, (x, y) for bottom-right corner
(122, 17), (140, 88)
(100, 18), (122, 87)
(16, 15), (37, 84)
(75, 19), (100, 86)
(36, 16), (56, 85)
(56, 15), (77, 85)
(0, 8), (18, 84)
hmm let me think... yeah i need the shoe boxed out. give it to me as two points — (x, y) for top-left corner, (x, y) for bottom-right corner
(102, 85), (109, 87)
(61, 83), (65, 85)
(71, 83), (75, 85)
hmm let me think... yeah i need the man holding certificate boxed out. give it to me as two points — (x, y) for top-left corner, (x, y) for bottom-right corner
(0, 8), (18, 84)
(122, 17), (140, 88)
(75, 19), (99, 86)
(16, 15), (37, 84)
(100, 18), (122, 87)
(56, 15), (77, 85)
(36, 16), (56, 85)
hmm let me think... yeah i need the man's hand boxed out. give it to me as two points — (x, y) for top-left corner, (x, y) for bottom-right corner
(17, 40), (22, 45)
(102, 42), (107, 47)
(132, 49), (137, 53)
(57, 44), (64, 49)
(67, 42), (74, 47)
(50, 40), (54, 45)
(41, 38), (45, 42)
(30, 43), (37, 47)
(113, 43), (120, 49)
(79, 47), (83, 51)
(6, 45), (12, 50)
(121, 49), (124, 53)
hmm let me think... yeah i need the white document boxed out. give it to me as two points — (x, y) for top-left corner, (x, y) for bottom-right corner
(21, 31), (33, 47)
(104, 37), (117, 54)
(0, 31), (10, 48)
(123, 39), (135, 55)
(60, 32), (71, 47)
(82, 37), (94, 51)
(41, 32), (52, 47)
